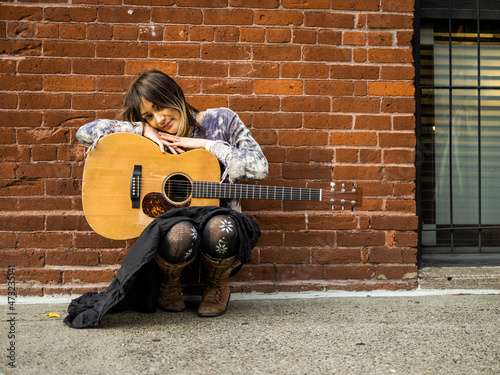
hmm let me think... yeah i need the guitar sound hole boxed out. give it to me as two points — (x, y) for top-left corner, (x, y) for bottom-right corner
(164, 173), (192, 204)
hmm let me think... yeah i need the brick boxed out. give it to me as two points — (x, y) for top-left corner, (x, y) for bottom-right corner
(383, 149), (415, 164)
(189, 26), (214, 41)
(34, 23), (59, 39)
(43, 111), (94, 128)
(179, 61), (227, 77)
(368, 31), (392, 46)
(253, 113), (302, 129)
(251, 45), (301, 61)
(97, 76), (135, 93)
(0, 5), (43, 21)
(63, 269), (117, 284)
(330, 65), (379, 80)
(44, 76), (96, 92)
(98, 7), (150, 23)
(343, 31), (366, 45)
(304, 46), (351, 62)
(266, 28), (291, 43)
(60, 23), (86, 40)
(281, 63), (328, 78)
(312, 248), (361, 264)
(368, 82), (414, 97)
(308, 214), (357, 230)
(261, 248), (310, 263)
(201, 44), (251, 60)
(0, 233), (17, 248)
(19, 93), (71, 109)
(397, 31), (414, 47)
(0, 40), (41, 56)
(45, 6), (97, 22)
(334, 165), (382, 180)
(379, 132), (415, 147)
(97, 42), (148, 58)
(44, 41), (95, 57)
(311, 148), (333, 162)
(31, 145), (57, 161)
(367, 14), (413, 29)
(8, 22), (34, 38)
(229, 96), (280, 112)
(74, 233), (127, 249)
(0, 59), (15, 74)
(355, 115), (391, 130)
(338, 231), (386, 246)
(382, 98), (415, 113)
(286, 148), (309, 162)
(87, 24), (113, 40)
(382, 0), (414, 12)
(394, 232), (418, 247)
(73, 59), (124, 75)
(254, 80), (303, 95)
(330, 131), (377, 146)
(318, 30), (342, 45)
(276, 264), (324, 280)
(304, 114), (352, 130)
(332, 98), (380, 113)
(100, 249), (129, 265)
(0, 75), (42, 91)
(255, 10), (303, 26)
(0, 250), (45, 267)
(385, 166), (415, 180)
(139, 25), (163, 41)
(368, 48), (413, 63)
(279, 130), (329, 146)
(371, 215), (418, 230)
(73, 94), (123, 110)
(282, 0), (329, 8)
(305, 80), (353, 96)
(336, 148), (358, 163)
(205, 9), (253, 25)
(292, 29), (317, 44)
(326, 265), (376, 280)
(394, 182), (415, 196)
(305, 12), (354, 27)
(331, 0), (380, 10)
(162, 25), (189, 41)
(112, 25), (138, 40)
(18, 58), (71, 74)
(229, 62), (278, 78)
(386, 199), (415, 212)
(281, 96), (330, 112)
(282, 164), (331, 179)
(46, 250), (99, 266)
(152, 8), (202, 24)
(360, 149), (381, 163)
(16, 269), (62, 284)
(381, 66), (415, 80)
(202, 78), (252, 95)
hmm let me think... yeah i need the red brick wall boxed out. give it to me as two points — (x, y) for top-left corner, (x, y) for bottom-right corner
(0, 0), (417, 296)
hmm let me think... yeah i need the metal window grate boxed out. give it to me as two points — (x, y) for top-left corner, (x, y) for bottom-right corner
(416, 0), (500, 264)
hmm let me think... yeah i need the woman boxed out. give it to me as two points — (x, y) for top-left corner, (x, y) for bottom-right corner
(76, 70), (268, 318)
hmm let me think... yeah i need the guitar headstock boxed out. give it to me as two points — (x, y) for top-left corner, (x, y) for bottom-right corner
(324, 182), (363, 211)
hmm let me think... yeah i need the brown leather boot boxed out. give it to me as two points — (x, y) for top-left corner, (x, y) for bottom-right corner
(154, 253), (194, 312)
(198, 253), (240, 317)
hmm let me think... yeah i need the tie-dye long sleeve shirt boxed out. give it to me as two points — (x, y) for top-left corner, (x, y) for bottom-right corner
(76, 108), (269, 211)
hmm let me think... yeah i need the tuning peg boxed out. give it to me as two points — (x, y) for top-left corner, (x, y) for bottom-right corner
(330, 182), (335, 191)
(330, 198), (335, 210)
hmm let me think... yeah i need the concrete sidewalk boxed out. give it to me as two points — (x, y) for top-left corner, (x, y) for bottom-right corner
(1, 290), (499, 375)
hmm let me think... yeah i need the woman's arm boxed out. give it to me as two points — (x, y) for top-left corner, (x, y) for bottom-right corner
(207, 109), (268, 182)
(76, 119), (143, 147)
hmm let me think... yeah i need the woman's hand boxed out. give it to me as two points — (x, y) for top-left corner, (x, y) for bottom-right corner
(159, 133), (208, 155)
(142, 123), (167, 153)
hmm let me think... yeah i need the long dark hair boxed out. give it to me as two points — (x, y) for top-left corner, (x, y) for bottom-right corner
(122, 70), (200, 137)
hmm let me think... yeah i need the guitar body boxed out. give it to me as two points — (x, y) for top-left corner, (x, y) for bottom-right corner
(82, 133), (220, 240)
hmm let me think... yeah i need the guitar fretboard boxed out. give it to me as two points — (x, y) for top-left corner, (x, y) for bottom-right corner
(193, 181), (322, 201)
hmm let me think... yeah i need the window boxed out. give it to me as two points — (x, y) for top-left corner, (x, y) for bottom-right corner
(416, 0), (500, 264)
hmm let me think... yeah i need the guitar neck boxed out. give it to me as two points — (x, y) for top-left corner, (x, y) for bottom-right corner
(193, 181), (322, 201)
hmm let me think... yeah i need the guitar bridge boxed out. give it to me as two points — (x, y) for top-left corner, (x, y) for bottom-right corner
(130, 165), (142, 208)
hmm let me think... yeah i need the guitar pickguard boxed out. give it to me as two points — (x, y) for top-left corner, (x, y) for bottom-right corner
(142, 192), (191, 218)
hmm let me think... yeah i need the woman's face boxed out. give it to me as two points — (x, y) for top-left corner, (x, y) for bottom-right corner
(139, 99), (181, 134)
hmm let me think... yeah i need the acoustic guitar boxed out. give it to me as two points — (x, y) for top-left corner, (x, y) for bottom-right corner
(82, 133), (362, 240)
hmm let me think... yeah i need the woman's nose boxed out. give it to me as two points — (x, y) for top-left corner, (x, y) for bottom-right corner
(154, 112), (163, 124)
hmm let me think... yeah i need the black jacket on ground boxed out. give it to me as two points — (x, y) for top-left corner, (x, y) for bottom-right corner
(63, 206), (260, 329)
